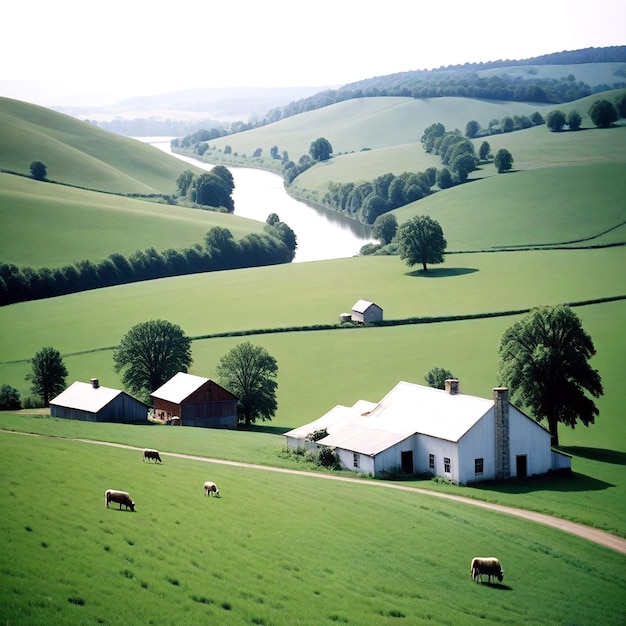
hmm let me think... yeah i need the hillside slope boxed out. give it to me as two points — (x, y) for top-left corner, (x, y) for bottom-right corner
(0, 97), (204, 193)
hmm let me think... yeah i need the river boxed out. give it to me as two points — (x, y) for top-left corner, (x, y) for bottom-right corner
(142, 137), (373, 263)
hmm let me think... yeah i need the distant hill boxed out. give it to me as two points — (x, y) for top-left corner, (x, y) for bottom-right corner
(0, 96), (205, 193)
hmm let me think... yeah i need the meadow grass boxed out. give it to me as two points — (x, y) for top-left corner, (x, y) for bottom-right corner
(0, 96), (205, 193)
(0, 173), (265, 267)
(1, 432), (625, 625)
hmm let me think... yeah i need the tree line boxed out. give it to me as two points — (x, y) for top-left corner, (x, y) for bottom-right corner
(0, 226), (293, 306)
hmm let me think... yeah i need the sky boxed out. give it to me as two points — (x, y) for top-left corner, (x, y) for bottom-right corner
(2, 0), (625, 106)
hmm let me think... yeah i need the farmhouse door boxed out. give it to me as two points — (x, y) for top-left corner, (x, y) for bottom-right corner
(516, 455), (528, 478)
(401, 451), (413, 474)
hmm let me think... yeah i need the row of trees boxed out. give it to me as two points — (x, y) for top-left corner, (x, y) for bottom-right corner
(546, 96), (626, 131)
(2, 304), (602, 447)
(464, 112), (545, 138)
(176, 165), (235, 211)
(0, 226), (294, 305)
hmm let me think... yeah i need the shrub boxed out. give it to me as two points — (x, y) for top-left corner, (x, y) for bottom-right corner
(318, 447), (340, 469)
(0, 384), (21, 409)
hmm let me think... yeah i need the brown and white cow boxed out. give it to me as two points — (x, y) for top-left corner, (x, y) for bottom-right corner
(471, 557), (504, 583)
(203, 481), (220, 497)
(105, 489), (135, 512)
(143, 448), (162, 463)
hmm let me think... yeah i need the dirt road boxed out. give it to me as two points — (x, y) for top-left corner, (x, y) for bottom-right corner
(7, 430), (626, 555)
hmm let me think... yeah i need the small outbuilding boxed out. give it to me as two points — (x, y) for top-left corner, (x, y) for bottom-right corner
(285, 379), (571, 483)
(351, 300), (383, 324)
(50, 378), (148, 424)
(151, 372), (238, 429)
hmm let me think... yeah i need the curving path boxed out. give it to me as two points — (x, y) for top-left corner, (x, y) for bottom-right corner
(6, 430), (626, 555)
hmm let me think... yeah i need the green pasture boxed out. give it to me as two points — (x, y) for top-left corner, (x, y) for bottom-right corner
(206, 96), (555, 162)
(1, 433), (625, 625)
(0, 96), (204, 193)
(0, 173), (265, 267)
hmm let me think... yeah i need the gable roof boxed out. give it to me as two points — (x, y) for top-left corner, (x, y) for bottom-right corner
(151, 372), (210, 403)
(352, 299), (381, 313)
(293, 381), (496, 456)
(50, 381), (139, 413)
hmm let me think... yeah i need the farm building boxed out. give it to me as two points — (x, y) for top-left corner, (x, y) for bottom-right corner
(284, 379), (571, 483)
(350, 300), (383, 324)
(151, 372), (238, 428)
(50, 378), (148, 423)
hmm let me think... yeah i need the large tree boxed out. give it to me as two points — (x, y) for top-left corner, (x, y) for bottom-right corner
(29, 160), (47, 181)
(545, 110), (566, 131)
(397, 215), (446, 271)
(498, 305), (603, 446)
(309, 137), (333, 162)
(26, 346), (68, 405)
(113, 319), (192, 400)
(588, 99), (618, 128)
(216, 341), (278, 426)
(494, 148), (514, 173)
(372, 213), (398, 245)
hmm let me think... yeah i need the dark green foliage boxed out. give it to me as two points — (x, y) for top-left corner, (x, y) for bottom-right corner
(498, 304), (603, 446)
(29, 160), (47, 181)
(362, 193), (387, 224)
(192, 171), (234, 211)
(306, 428), (329, 442)
(309, 137), (333, 161)
(588, 99), (618, 128)
(530, 111), (545, 125)
(113, 320), (192, 401)
(494, 148), (514, 173)
(318, 446), (340, 469)
(216, 342), (278, 426)
(465, 120), (481, 138)
(372, 213), (398, 245)
(501, 116), (515, 133)
(176, 169), (194, 196)
(252, 148), (262, 157)
(616, 93), (626, 117)
(479, 141), (491, 161)
(26, 347), (68, 405)
(436, 167), (453, 189)
(424, 367), (455, 390)
(567, 110), (582, 130)
(398, 215), (447, 271)
(546, 110), (566, 131)
(0, 384), (21, 409)
(264, 219), (297, 260)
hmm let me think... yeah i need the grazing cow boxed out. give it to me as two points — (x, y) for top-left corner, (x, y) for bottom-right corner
(471, 557), (503, 583)
(203, 481), (220, 497)
(105, 489), (135, 512)
(143, 448), (162, 463)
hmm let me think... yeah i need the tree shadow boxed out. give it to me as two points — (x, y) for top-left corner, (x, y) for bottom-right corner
(239, 424), (291, 435)
(471, 471), (614, 494)
(561, 446), (626, 466)
(406, 267), (478, 278)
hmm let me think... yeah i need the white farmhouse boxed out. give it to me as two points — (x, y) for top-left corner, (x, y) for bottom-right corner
(351, 300), (383, 324)
(284, 380), (571, 484)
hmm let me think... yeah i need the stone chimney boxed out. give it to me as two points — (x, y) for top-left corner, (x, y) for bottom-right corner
(493, 387), (510, 479)
(90, 378), (100, 389)
(444, 379), (459, 395)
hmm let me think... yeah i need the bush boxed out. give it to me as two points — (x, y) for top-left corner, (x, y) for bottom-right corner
(318, 447), (340, 469)
(0, 384), (21, 409)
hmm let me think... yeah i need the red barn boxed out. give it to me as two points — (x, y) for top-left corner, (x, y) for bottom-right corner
(151, 372), (238, 428)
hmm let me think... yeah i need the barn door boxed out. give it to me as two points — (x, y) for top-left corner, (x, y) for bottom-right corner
(516, 455), (528, 478)
(401, 451), (413, 474)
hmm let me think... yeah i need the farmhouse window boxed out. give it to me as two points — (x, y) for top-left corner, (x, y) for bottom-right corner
(474, 458), (484, 475)
(353, 453), (360, 469)
(429, 454), (435, 469)
(444, 457), (451, 473)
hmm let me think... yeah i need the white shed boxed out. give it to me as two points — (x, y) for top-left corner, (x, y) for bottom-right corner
(284, 380), (570, 483)
(351, 300), (383, 324)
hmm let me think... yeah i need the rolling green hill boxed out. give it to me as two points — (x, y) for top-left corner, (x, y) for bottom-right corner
(0, 96), (205, 193)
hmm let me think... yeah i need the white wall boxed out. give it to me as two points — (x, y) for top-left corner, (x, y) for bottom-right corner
(508, 407), (552, 477)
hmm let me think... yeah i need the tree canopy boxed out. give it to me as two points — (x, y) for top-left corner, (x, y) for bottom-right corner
(372, 213), (398, 245)
(26, 346), (68, 405)
(494, 148), (514, 173)
(113, 320), (192, 401)
(424, 367), (455, 390)
(309, 137), (333, 161)
(397, 215), (447, 271)
(498, 304), (603, 446)
(546, 110), (566, 131)
(216, 341), (278, 426)
(588, 99), (618, 128)
(29, 160), (47, 181)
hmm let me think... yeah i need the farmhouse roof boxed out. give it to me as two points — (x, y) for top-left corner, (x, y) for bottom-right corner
(151, 372), (211, 403)
(352, 299), (381, 313)
(307, 381), (495, 455)
(50, 381), (139, 413)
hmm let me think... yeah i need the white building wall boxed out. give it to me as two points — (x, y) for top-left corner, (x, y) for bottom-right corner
(416, 435), (459, 481)
(508, 407), (552, 477)
(335, 448), (376, 475)
(458, 409), (497, 483)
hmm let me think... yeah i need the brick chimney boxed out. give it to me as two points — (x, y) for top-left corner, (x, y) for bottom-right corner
(444, 379), (459, 395)
(493, 387), (510, 479)
(90, 378), (99, 389)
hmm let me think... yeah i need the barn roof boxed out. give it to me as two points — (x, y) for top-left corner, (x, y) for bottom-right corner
(352, 299), (381, 313)
(50, 381), (130, 413)
(298, 381), (495, 455)
(151, 372), (210, 403)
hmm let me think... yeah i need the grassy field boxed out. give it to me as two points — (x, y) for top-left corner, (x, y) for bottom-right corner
(0, 96), (205, 193)
(0, 173), (266, 267)
(1, 432), (625, 625)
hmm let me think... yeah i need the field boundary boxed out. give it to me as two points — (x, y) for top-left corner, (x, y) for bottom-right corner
(3, 428), (626, 556)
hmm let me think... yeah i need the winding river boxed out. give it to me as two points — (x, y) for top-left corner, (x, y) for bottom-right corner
(144, 138), (374, 263)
